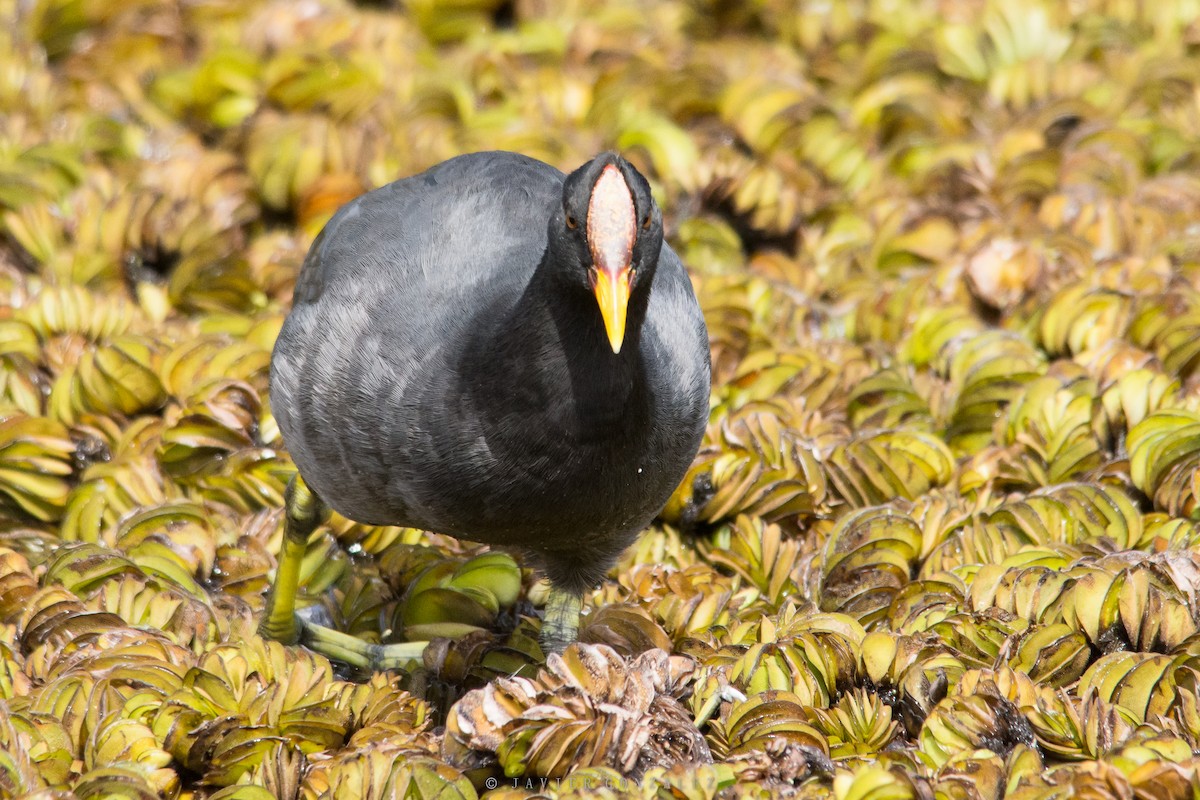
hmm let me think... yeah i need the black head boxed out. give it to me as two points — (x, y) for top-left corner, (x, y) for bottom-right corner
(548, 152), (663, 353)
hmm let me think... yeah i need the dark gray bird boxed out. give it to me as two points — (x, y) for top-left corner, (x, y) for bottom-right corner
(260, 151), (710, 666)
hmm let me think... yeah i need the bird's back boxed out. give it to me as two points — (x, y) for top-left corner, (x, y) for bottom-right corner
(271, 152), (564, 524)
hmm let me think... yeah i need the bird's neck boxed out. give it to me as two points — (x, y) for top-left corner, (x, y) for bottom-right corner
(550, 269), (647, 360)
(467, 263), (651, 437)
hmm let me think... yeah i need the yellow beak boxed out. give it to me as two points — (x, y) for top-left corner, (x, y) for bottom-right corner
(587, 163), (637, 355)
(593, 268), (632, 354)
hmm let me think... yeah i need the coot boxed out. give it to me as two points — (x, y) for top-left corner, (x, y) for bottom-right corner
(260, 151), (710, 667)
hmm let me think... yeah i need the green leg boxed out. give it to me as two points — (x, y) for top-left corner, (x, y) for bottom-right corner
(260, 474), (327, 644)
(260, 474), (429, 670)
(541, 588), (582, 654)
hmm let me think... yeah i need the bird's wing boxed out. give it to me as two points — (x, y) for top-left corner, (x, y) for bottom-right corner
(645, 244), (712, 402)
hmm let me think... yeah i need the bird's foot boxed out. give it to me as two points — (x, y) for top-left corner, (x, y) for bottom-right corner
(260, 475), (428, 670)
(300, 622), (428, 671)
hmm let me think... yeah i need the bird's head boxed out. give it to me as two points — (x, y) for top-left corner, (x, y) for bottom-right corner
(552, 152), (663, 354)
